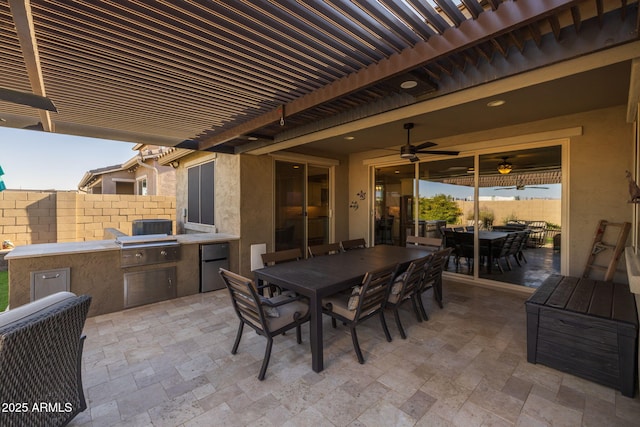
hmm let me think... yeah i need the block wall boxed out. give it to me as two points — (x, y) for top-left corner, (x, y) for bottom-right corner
(0, 191), (176, 245)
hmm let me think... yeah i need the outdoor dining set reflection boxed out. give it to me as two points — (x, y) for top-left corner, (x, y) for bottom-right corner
(219, 240), (450, 380)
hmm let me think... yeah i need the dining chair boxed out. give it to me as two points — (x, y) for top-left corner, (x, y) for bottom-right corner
(308, 242), (341, 257)
(261, 247), (303, 266)
(405, 235), (442, 252)
(219, 268), (310, 380)
(322, 263), (398, 364)
(260, 248), (303, 296)
(386, 255), (431, 339)
(417, 248), (453, 320)
(340, 238), (367, 251)
(489, 233), (515, 273)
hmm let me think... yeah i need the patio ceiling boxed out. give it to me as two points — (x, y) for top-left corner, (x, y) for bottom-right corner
(0, 0), (638, 156)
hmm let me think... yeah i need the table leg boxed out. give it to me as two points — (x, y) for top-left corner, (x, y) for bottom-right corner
(309, 294), (323, 372)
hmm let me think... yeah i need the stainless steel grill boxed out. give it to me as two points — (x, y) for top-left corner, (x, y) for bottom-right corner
(116, 234), (181, 308)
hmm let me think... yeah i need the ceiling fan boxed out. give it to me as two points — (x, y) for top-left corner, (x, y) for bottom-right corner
(400, 122), (459, 162)
(0, 87), (57, 112)
(495, 182), (550, 191)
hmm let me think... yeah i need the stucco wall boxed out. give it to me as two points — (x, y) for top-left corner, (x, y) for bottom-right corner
(349, 105), (634, 281)
(457, 199), (561, 227)
(0, 191), (176, 246)
(238, 154), (273, 276)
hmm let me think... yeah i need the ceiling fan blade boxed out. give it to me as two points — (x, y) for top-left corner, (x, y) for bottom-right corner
(22, 122), (44, 131)
(417, 149), (460, 156)
(414, 141), (437, 150)
(0, 87), (58, 112)
(494, 187), (516, 190)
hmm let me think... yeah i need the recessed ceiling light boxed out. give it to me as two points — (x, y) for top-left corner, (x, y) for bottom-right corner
(394, 170), (400, 174)
(487, 99), (506, 107)
(246, 136), (258, 141)
(344, 136), (355, 140)
(400, 80), (418, 89)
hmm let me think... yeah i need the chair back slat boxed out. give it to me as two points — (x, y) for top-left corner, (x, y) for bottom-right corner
(397, 256), (431, 299)
(261, 248), (302, 266)
(423, 247), (452, 286)
(405, 235), (442, 251)
(356, 264), (398, 316)
(219, 269), (267, 331)
(340, 238), (367, 251)
(308, 242), (341, 257)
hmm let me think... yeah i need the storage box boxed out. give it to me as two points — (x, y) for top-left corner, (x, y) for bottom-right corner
(526, 275), (638, 397)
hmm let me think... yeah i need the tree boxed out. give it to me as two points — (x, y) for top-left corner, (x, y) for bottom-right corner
(419, 194), (462, 224)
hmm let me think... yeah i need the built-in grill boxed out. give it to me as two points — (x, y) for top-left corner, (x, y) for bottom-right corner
(117, 234), (180, 267)
(116, 234), (181, 308)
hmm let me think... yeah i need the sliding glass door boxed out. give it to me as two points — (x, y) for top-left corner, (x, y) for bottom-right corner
(372, 144), (562, 288)
(274, 160), (331, 254)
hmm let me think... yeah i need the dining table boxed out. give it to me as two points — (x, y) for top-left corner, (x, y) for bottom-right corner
(476, 231), (509, 273)
(451, 230), (509, 274)
(253, 245), (433, 373)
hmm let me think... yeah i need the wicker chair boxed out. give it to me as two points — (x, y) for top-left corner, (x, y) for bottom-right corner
(0, 291), (91, 427)
(219, 268), (310, 380)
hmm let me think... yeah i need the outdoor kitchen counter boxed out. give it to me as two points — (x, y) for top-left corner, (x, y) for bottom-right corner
(6, 233), (239, 316)
(4, 232), (238, 259)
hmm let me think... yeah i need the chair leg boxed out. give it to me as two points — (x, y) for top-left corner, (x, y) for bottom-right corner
(410, 297), (422, 322)
(418, 297), (429, 321)
(393, 307), (407, 339)
(379, 311), (392, 342)
(296, 325), (302, 344)
(433, 281), (444, 309)
(351, 327), (365, 364)
(231, 322), (244, 354)
(258, 337), (273, 381)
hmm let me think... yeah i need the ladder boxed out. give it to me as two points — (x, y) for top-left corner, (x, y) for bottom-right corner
(582, 220), (631, 281)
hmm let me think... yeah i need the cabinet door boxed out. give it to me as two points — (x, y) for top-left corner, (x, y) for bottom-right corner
(30, 268), (70, 301)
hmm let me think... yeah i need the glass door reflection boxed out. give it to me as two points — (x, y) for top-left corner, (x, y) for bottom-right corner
(374, 164), (415, 246)
(418, 157), (475, 274)
(275, 161), (305, 252)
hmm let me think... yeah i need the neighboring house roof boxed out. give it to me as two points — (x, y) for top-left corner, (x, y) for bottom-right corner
(78, 146), (174, 190)
(0, 1), (637, 159)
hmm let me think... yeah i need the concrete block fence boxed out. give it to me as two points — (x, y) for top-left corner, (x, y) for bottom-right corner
(0, 191), (176, 246)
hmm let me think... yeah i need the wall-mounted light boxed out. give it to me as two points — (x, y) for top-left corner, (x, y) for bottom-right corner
(497, 157), (512, 174)
(169, 161), (180, 169)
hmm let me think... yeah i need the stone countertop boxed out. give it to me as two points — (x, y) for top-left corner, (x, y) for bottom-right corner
(5, 233), (239, 260)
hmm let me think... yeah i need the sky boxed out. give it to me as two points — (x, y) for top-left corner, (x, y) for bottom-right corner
(0, 127), (136, 191)
(420, 181), (561, 200)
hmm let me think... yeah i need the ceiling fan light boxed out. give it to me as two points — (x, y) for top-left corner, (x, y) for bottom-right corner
(400, 144), (414, 158)
(497, 161), (512, 174)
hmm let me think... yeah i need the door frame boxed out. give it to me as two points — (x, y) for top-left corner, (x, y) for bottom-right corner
(271, 153), (337, 255)
(366, 136), (571, 285)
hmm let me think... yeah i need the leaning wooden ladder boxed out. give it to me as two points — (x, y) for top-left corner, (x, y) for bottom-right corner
(582, 220), (631, 281)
